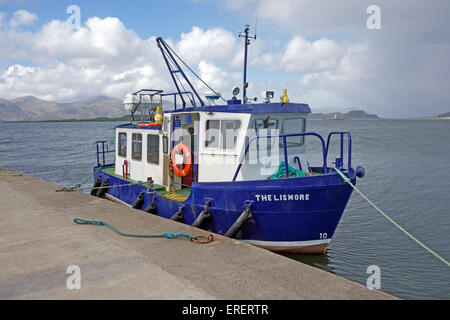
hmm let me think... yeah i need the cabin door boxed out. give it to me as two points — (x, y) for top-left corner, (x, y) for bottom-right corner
(171, 113), (199, 188)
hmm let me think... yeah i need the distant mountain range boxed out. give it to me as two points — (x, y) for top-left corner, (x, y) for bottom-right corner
(1, 94), (447, 122)
(0, 95), (384, 122)
(0, 96), (126, 122)
(310, 110), (380, 120)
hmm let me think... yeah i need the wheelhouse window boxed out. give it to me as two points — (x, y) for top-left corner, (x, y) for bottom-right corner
(118, 132), (127, 157)
(205, 120), (241, 150)
(132, 133), (142, 160)
(205, 120), (220, 148)
(281, 118), (306, 147)
(147, 134), (160, 164)
(221, 120), (241, 150)
(249, 116), (279, 152)
(254, 117), (278, 132)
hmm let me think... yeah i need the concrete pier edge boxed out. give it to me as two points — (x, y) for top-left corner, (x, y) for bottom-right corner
(0, 168), (396, 300)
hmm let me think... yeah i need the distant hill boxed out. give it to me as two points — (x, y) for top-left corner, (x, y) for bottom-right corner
(1, 96), (381, 122)
(311, 106), (356, 114)
(438, 112), (450, 117)
(0, 98), (29, 121)
(0, 96), (126, 121)
(26, 115), (133, 123)
(310, 109), (380, 120)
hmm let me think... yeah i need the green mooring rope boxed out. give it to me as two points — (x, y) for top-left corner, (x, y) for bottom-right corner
(73, 218), (197, 241)
(334, 168), (449, 267)
(57, 176), (96, 192)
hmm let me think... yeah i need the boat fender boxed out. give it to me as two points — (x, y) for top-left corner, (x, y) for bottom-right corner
(192, 201), (212, 228)
(356, 166), (365, 178)
(347, 167), (356, 180)
(132, 192), (145, 209)
(170, 205), (185, 222)
(90, 177), (102, 196)
(192, 210), (211, 228)
(96, 179), (109, 198)
(144, 196), (158, 214)
(224, 206), (253, 238)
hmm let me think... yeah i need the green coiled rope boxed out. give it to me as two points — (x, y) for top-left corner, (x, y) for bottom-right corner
(74, 218), (197, 241)
(334, 167), (449, 267)
(269, 162), (306, 179)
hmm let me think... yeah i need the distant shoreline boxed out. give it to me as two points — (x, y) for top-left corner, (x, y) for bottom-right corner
(401, 117), (450, 120)
(1, 116), (131, 123)
(1, 116), (449, 123)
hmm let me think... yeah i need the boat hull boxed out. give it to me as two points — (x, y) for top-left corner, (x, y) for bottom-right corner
(93, 166), (355, 254)
(242, 239), (330, 254)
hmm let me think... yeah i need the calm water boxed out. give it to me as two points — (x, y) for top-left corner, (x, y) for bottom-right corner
(0, 120), (449, 299)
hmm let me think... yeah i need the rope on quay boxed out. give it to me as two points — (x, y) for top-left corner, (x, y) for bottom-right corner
(56, 181), (147, 193)
(334, 167), (449, 268)
(73, 218), (214, 244)
(55, 175), (93, 192)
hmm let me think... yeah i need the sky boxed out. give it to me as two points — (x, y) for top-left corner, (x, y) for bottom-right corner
(0, 0), (449, 117)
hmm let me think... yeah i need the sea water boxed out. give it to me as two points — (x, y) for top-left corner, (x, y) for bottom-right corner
(0, 119), (449, 299)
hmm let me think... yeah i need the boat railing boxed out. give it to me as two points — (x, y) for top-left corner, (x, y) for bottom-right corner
(130, 90), (197, 120)
(161, 91), (196, 110)
(325, 131), (352, 170)
(95, 140), (115, 167)
(232, 132), (329, 181)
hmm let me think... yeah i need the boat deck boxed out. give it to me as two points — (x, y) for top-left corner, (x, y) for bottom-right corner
(102, 166), (191, 202)
(160, 188), (191, 202)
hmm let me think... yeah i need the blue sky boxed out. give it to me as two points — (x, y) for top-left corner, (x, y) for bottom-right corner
(0, 0), (449, 117)
(0, 0), (255, 39)
(0, 0), (292, 90)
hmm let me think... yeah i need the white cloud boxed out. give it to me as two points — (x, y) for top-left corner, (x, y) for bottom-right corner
(0, 12), (7, 28)
(0, 11), (371, 113)
(0, 14), (169, 101)
(0, 62), (165, 102)
(223, 0), (450, 117)
(281, 37), (344, 74)
(0, 10), (376, 114)
(5, 64), (35, 77)
(195, 60), (240, 95)
(247, 36), (349, 75)
(30, 17), (155, 67)
(10, 9), (38, 28)
(249, 52), (280, 72)
(2, 1), (449, 117)
(0, 15), (239, 102)
(225, 0), (364, 35)
(176, 27), (236, 65)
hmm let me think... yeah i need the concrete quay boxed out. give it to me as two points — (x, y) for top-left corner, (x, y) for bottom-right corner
(0, 168), (395, 299)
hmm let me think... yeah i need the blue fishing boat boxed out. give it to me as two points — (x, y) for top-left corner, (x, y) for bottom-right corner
(92, 25), (365, 254)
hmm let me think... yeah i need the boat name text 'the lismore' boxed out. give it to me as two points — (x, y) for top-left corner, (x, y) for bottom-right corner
(254, 193), (310, 202)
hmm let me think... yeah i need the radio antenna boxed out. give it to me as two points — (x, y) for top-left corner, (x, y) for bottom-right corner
(239, 24), (256, 104)
(254, 2), (258, 38)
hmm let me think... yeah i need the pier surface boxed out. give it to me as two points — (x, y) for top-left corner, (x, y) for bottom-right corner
(0, 169), (395, 299)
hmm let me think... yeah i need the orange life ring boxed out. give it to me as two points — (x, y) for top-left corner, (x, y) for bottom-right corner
(171, 144), (192, 177)
(138, 122), (161, 127)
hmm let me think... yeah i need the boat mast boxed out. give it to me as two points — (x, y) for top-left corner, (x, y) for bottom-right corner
(239, 24), (256, 104)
